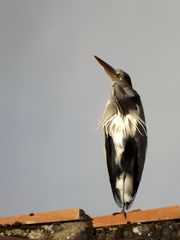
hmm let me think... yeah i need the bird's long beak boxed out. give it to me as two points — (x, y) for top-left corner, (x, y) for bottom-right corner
(94, 56), (119, 82)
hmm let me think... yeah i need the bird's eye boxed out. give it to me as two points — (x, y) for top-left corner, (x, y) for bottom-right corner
(117, 74), (123, 81)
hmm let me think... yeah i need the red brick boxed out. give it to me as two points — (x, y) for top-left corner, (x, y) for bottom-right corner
(93, 205), (180, 228)
(0, 209), (82, 225)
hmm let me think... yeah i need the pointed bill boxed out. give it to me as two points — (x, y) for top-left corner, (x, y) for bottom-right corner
(94, 56), (119, 82)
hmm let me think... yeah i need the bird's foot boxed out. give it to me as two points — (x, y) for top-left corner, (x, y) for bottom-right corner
(112, 212), (120, 216)
(112, 210), (127, 218)
(127, 209), (141, 213)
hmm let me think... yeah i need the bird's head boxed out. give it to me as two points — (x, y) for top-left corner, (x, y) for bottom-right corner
(94, 56), (132, 87)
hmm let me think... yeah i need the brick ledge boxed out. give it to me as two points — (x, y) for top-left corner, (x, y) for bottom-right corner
(93, 205), (180, 228)
(0, 209), (85, 225)
(0, 205), (179, 228)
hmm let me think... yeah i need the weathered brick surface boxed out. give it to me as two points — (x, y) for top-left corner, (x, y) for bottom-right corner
(0, 219), (179, 240)
(0, 222), (95, 240)
(95, 220), (180, 240)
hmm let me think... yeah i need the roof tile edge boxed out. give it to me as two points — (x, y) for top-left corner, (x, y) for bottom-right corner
(0, 205), (179, 228)
(93, 205), (180, 228)
(0, 208), (87, 226)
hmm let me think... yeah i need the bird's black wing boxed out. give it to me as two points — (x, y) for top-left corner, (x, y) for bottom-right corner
(105, 133), (123, 208)
(134, 99), (147, 191)
(105, 133), (141, 209)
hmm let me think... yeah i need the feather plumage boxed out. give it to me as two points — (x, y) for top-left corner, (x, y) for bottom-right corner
(95, 56), (147, 212)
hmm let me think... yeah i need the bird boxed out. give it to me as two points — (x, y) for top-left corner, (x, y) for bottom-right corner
(94, 56), (147, 215)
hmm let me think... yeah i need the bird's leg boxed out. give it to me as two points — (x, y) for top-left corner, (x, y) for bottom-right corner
(121, 207), (127, 218)
(121, 172), (127, 218)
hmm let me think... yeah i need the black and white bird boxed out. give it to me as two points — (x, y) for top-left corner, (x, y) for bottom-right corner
(95, 56), (147, 214)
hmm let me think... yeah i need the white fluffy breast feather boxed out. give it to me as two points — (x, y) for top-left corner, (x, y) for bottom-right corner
(100, 102), (146, 165)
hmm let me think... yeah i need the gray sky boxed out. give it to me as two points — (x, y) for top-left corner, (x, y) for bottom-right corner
(0, 0), (179, 217)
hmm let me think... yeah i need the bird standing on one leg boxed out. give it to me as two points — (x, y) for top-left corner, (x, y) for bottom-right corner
(94, 56), (147, 215)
